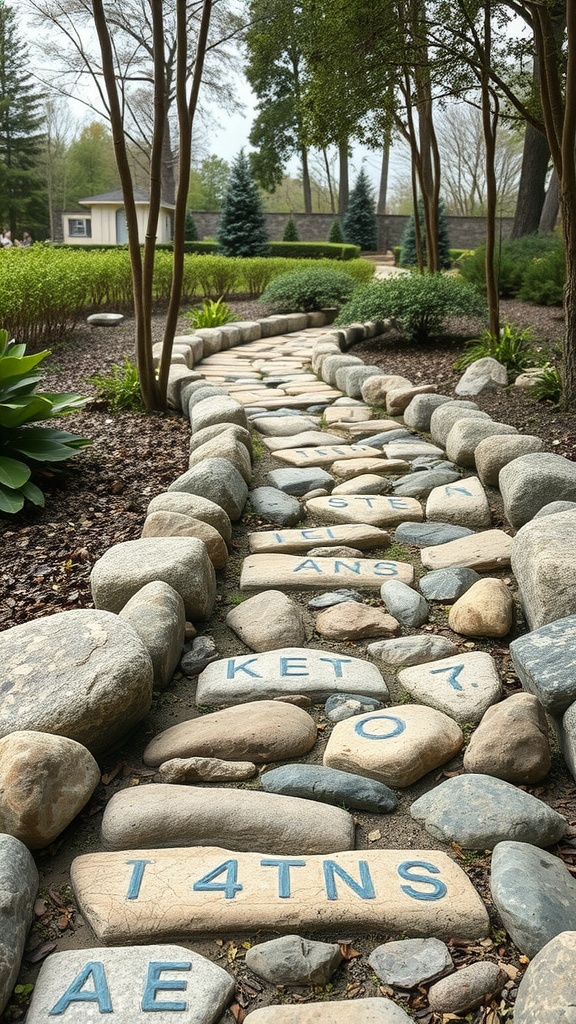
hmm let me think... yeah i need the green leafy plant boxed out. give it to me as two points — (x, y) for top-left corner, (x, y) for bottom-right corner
(454, 323), (537, 376)
(336, 272), (486, 344)
(529, 364), (562, 405)
(458, 233), (562, 298)
(88, 356), (143, 411)
(185, 296), (237, 329)
(0, 330), (91, 514)
(261, 266), (357, 312)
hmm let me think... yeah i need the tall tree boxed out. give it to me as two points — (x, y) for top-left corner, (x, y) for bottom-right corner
(0, 3), (47, 237)
(65, 121), (119, 203)
(187, 154), (230, 210)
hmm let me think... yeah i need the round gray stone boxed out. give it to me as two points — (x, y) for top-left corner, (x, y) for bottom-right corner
(324, 693), (382, 722)
(380, 579), (429, 628)
(245, 934), (342, 987)
(394, 522), (474, 547)
(393, 469), (461, 499)
(168, 457), (249, 521)
(367, 635), (459, 667)
(308, 590), (363, 609)
(0, 834), (38, 1014)
(119, 581), (185, 689)
(249, 486), (303, 526)
(267, 467), (334, 496)
(514, 931), (576, 1024)
(419, 567), (481, 603)
(369, 937), (453, 988)
(500, 453), (576, 528)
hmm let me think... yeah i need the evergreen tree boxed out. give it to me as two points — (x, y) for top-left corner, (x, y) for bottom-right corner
(0, 4), (48, 237)
(342, 168), (378, 251)
(185, 210), (198, 241)
(328, 219), (343, 243)
(283, 215), (299, 241)
(400, 197), (451, 269)
(217, 150), (269, 256)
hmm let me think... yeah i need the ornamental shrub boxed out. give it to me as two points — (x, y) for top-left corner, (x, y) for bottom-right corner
(328, 219), (344, 243)
(519, 244), (565, 306)
(283, 216), (299, 242)
(261, 266), (358, 313)
(343, 168), (378, 251)
(217, 150), (269, 257)
(458, 234), (562, 298)
(400, 198), (451, 270)
(335, 272), (486, 344)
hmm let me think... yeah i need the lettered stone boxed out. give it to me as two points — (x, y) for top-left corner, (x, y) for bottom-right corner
(323, 705), (463, 787)
(510, 615), (576, 714)
(403, 394), (453, 431)
(448, 578), (513, 638)
(475, 434), (545, 486)
(421, 529), (512, 571)
(168, 458), (248, 521)
(118, 581), (185, 689)
(190, 395), (248, 432)
(249, 487), (303, 526)
(245, 934), (342, 987)
(147, 491), (232, 543)
(455, 356), (508, 395)
(196, 649), (389, 706)
(0, 610), (153, 754)
(394, 522), (473, 547)
(273, 444), (383, 467)
(368, 635), (459, 667)
(226, 591), (308, 651)
(0, 834), (38, 1014)
(511, 511), (576, 628)
(71, 845), (489, 944)
(369, 937), (453, 988)
(306, 494), (423, 527)
(426, 475), (491, 529)
(188, 433), (252, 484)
(0, 732), (100, 849)
(141, 512), (228, 569)
(261, 764), (397, 814)
(398, 652), (501, 724)
(249, 524), (390, 554)
(240, 554), (414, 592)
(464, 693), (551, 783)
(382, 441), (444, 462)
(101, 785), (354, 855)
(491, 841), (576, 957)
(411, 774), (566, 850)
(157, 756), (257, 784)
(315, 603), (400, 640)
(91, 537), (215, 620)
(419, 567), (480, 603)
(25, 946), (234, 1024)
(514, 931), (576, 1024)
(500, 453), (576, 528)
(267, 467), (334, 495)
(429, 403), (490, 446)
(380, 580), (429, 627)
(428, 962), (507, 1014)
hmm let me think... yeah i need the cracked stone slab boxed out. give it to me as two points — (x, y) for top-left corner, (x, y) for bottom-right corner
(240, 554), (414, 592)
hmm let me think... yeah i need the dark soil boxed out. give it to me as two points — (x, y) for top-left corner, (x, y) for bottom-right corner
(1, 297), (576, 1023)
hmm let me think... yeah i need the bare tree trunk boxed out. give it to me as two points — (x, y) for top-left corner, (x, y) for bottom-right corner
(377, 139), (389, 216)
(162, 111), (176, 204)
(301, 146), (312, 214)
(323, 148), (336, 214)
(511, 122), (550, 238)
(539, 167), (560, 232)
(338, 138), (349, 217)
(481, 1), (500, 341)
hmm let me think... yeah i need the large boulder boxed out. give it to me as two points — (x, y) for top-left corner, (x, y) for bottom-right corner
(500, 452), (576, 528)
(511, 510), (576, 628)
(454, 356), (508, 395)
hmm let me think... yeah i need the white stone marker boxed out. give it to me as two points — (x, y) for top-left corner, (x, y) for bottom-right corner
(426, 476), (491, 530)
(70, 845), (489, 944)
(398, 652), (502, 723)
(196, 647), (389, 706)
(272, 444), (384, 467)
(240, 554), (415, 592)
(25, 945), (234, 1024)
(248, 524), (390, 554)
(306, 494), (424, 527)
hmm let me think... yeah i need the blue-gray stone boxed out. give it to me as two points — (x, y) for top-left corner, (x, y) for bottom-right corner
(510, 616), (576, 715)
(369, 938), (454, 988)
(249, 486), (303, 526)
(361, 429), (415, 447)
(491, 841), (576, 958)
(308, 589), (363, 609)
(368, 635), (459, 667)
(411, 775), (567, 850)
(261, 763), (398, 813)
(534, 500), (576, 518)
(393, 469), (462, 498)
(0, 834), (38, 1014)
(307, 404), (329, 412)
(248, 409), (304, 418)
(325, 692), (382, 721)
(394, 522), (474, 547)
(245, 935), (342, 987)
(514, 931), (576, 1024)
(267, 467), (334, 496)
(411, 457), (458, 472)
(419, 567), (481, 603)
(380, 580), (429, 628)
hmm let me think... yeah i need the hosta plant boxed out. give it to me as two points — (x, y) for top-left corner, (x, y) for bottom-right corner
(0, 330), (91, 514)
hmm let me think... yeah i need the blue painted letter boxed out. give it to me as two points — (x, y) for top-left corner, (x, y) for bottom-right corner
(49, 962), (112, 1016)
(397, 860), (447, 901)
(125, 859), (154, 901)
(141, 962), (191, 1011)
(193, 859), (243, 900)
(261, 858), (306, 898)
(354, 714), (405, 740)
(323, 860), (375, 901)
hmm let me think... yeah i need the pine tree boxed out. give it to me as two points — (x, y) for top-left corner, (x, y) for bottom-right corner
(217, 150), (269, 256)
(328, 219), (344, 243)
(342, 168), (378, 251)
(283, 215), (299, 241)
(400, 197), (451, 269)
(0, 4), (47, 238)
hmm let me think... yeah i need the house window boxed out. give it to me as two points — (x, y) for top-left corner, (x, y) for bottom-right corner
(68, 218), (92, 238)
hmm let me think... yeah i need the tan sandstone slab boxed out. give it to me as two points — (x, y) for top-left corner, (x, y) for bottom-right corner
(248, 524), (390, 554)
(420, 530), (512, 571)
(272, 444), (384, 467)
(244, 1002), (412, 1024)
(331, 458), (410, 479)
(70, 845), (489, 944)
(263, 431), (345, 451)
(346, 420), (403, 439)
(232, 392), (341, 409)
(323, 405), (373, 424)
(426, 476), (491, 530)
(306, 494), (424, 527)
(240, 554), (415, 592)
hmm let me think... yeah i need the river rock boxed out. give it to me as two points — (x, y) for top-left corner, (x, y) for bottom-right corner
(324, 693), (382, 721)
(393, 469), (462, 499)
(428, 962), (507, 1013)
(429, 402), (490, 446)
(190, 395), (248, 432)
(380, 580), (429, 627)
(419, 567), (481, 603)
(403, 394), (453, 431)
(261, 763), (397, 814)
(101, 785), (354, 855)
(511, 510), (576, 628)
(448, 578), (514, 637)
(455, 356), (508, 396)
(141, 511), (228, 569)
(426, 475), (491, 529)
(119, 581), (185, 688)
(308, 589), (363, 608)
(323, 705), (463, 788)
(336, 364), (386, 398)
(245, 934), (342, 987)
(369, 937), (453, 988)
(491, 841), (576, 957)
(180, 636), (218, 676)
(475, 434), (545, 486)
(421, 529), (513, 571)
(243, 1001), (415, 1023)
(267, 467), (334, 495)
(398, 651), (501, 724)
(535, 500), (576, 518)
(394, 522), (473, 547)
(330, 457), (410, 479)
(463, 693), (551, 783)
(368, 635), (459, 667)
(143, 700), (317, 766)
(0, 834), (38, 1014)
(189, 421), (252, 455)
(157, 756), (257, 784)
(360, 374), (412, 403)
(0, 609), (153, 754)
(315, 602), (400, 640)
(147, 491), (232, 543)
(249, 486), (303, 525)
(226, 591), (308, 651)
(321, 353), (363, 386)
(387, 384), (438, 415)
(411, 774), (566, 849)
(514, 931), (576, 1024)
(168, 458), (248, 521)
(91, 537), (216, 620)
(510, 614), (576, 714)
(188, 433), (252, 484)
(501, 453), (576, 528)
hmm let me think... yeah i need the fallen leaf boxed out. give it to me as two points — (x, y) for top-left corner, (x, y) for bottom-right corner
(229, 1003), (246, 1023)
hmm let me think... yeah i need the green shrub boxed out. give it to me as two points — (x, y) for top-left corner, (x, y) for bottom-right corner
(336, 272), (486, 343)
(261, 266), (358, 313)
(529, 364), (562, 405)
(458, 234), (562, 298)
(400, 198), (451, 269)
(519, 245), (565, 306)
(0, 330), (91, 513)
(87, 356), (143, 411)
(185, 211), (198, 242)
(454, 323), (537, 377)
(328, 220), (344, 243)
(268, 241), (360, 260)
(185, 297), (236, 329)
(283, 216), (299, 242)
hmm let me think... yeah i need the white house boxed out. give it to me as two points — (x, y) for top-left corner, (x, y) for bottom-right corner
(61, 191), (175, 245)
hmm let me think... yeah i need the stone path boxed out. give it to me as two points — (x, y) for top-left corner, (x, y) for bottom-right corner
(3, 307), (576, 1020)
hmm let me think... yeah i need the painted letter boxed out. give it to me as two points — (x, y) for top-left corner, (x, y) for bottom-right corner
(444, 485), (472, 497)
(280, 657), (308, 677)
(192, 859), (243, 900)
(226, 658), (261, 679)
(49, 963), (112, 1016)
(260, 858), (307, 898)
(323, 860), (375, 901)
(319, 656), (352, 678)
(373, 561), (400, 577)
(397, 860), (447, 901)
(388, 498), (408, 509)
(125, 859), (154, 901)
(334, 560), (361, 575)
(354, 715), (405, 740)
(293, 559), (322, 573)
(141, 962), (191, 1012)
(430, 663), (465, 691)
(327, 498), (349, 508)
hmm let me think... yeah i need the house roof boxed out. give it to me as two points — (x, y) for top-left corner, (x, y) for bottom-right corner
(79, 190), (175, 209)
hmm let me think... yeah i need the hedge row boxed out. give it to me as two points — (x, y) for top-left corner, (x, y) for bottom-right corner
(0, 247), (374, 347)
(59, 241), (361, 260)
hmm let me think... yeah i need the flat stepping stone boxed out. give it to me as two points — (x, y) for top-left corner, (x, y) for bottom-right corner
(261, 764), (397, 813)
(332, 474), (394, 495)
(511, 509), (576, 630)
(196, 648), (389, 706)
(426, 475), (491, 530)
(245, 934), (342, 986)
(306, 494), (423, 527)
(369, 937), (453, 988)
(263, 431), (345, 451)
(226, 591), (307, 651)
(398, 651), (501, 724)
(394, 522), (473, 547)
(514, 931), (576, 1024)
(368, 635), (459, 667)
(358, 428), (415, 446)
(25, 946), (234, 1024)
(101, 785), (354, 855)
(323, 705), (463, 788)
(272, 444), (384, 467)
(244, 1002), (413, 1023)
(347, 420), (405, 439)
(324, 404), (372, 423)
(411, 774), (566, 850)
(393, 469), (462, 499)
(419, 567), (481, 602)
(249, 487), (303, 526)
(421, 529), (512, 571)
(252, 416), (319, 435)
(267, 467), (334, 495)
(143, 700), (317, 766)
(463, 693), (551, 784)
(491, 841), (576, 957)
(240, 554), (415, 592)
(87, 312), (124, 325)
(0, 835), (38, 1016)
(248, 524), (390, 554)
(382, 441), (445, 461)
(510, 615), (576, 715)
(315, 602), (400, 640)
(70, 846), (489, 944)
